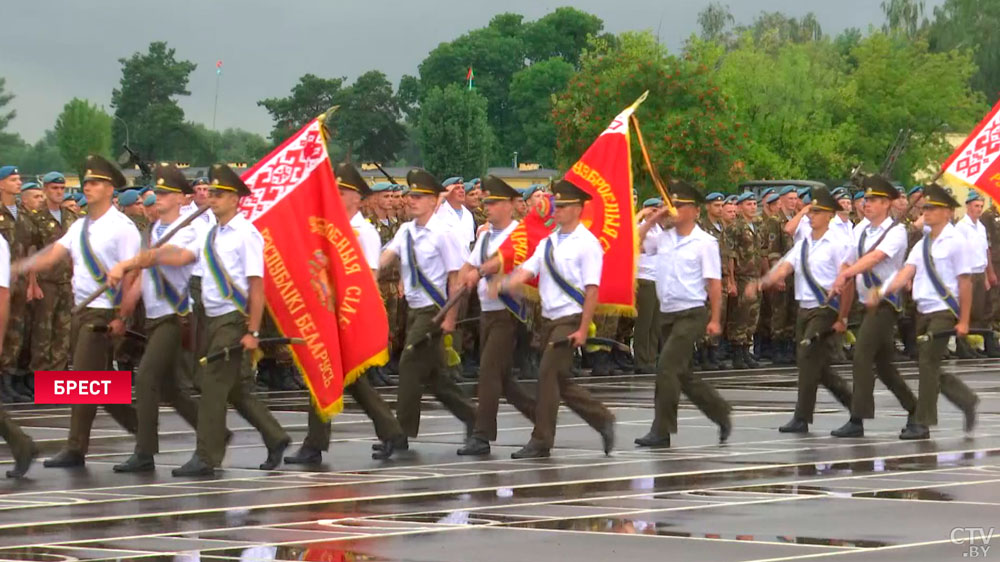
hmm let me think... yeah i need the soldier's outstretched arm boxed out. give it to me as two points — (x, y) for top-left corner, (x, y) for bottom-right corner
(12, 243), (69, 277)
(378, 248), (399, 271)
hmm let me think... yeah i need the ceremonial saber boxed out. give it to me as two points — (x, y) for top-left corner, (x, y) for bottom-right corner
(431, 286), (469, 325)
(551, 337), (631, 353)
(71, 205), (212, 314)
(404, 316), (480, 351)
(199, 337), (305, 366)
(87, 324), (147, 342)
(799, 322), (861, 347)
(916, 329), (994, 343)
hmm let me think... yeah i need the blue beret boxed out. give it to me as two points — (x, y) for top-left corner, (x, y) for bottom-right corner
(801, 193), (812, 204)
(724, 195), (738, 204)
(78, 195), (88, 207)
(796, 187), (811, 198)
(705, 191), (725, 202)
(371, 182), (393, 193)
(464, 181), (478, 191)
(21, 182), (41, 192)
(907, 185), (923, 197)
(736, 191), (755, 204)
(117, 190), (140, 207)
(779, 185), (796, 196)
(835, 190), (851, 201)
(143, 193), (157, 207)
(0, 166), (18, 180)
(765, 193), (780, 204)
(967, 191), (982, 203)
(853, 191), (865, 200)
(442, 176), (464, 187)
(470, 177), (480, 185)
(192, 177), (209, 186)
(42, 171), (66, 184)
(642, 197), (662, 208)
(522, 184), (542, 201)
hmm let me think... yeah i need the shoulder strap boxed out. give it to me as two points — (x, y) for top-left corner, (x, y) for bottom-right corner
(203, 225), (247, 313)
(79, 217), (122, 308)
(921, 235), (960, 317)
(543, 237), (585, 306)
(799, 239), (839, 311)
(406, 228), (447, 308)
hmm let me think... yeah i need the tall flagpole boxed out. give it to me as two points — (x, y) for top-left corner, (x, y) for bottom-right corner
(212, 60), (223, 131)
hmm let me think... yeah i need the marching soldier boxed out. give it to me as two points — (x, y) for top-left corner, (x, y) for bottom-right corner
(498, 178), (615, 458)
(456, 175), (537, 456)
(0, 232), (37, 478)
(697, 192), (729, 370)
(284, 163), (406, 464)
(955, 191), (994, 358)
(102, 163), (203, 472)
(872, 183), (978, 439)
(14, 155), (140, 467)
(829, 176), (917, 438)
(29, 172), (76, 375)
(169, 164), (291, 476)
(749, 187), (853, 433)
(635, 181), (731, 447)
(726, 192), (766, 369)
(378, 169), (476, 450)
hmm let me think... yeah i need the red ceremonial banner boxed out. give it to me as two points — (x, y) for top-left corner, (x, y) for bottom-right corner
(498, 195), (555, 289)
(943, 97), (1000, 201)
(238, 117), (389, 420)
(562, 97), (644, 315)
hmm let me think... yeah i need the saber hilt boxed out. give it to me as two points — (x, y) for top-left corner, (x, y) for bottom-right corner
(404, 316), (480, 351)
(550, 336), (631, 353)
(799, 322), (860, 347)
(87, 324), (148, 342)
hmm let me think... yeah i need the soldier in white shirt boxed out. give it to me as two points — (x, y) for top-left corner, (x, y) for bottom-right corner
(456, 175), (537, 456)
(954, 191), (994, 358)
(874, 183), (979, 440)
(749, 187), (854, 433)
(0, 234), (37, 478)
(379, 169), (475, 451)
(434, 176), (477, 253)
(101, 163), (205, 473)
(284, 162), (406, 464)
(15, 155), (141, 468)
(636, 181), (731, 448)
(499, 178), (615, 459)
(829, 176), (917, 438)
(634, 198), (664, 373)
(158, 164), (290, 476)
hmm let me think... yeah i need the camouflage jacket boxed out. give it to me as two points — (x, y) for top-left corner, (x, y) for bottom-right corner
(0, 202), (38, 260)
(982, 207), (1000, 266)
(30, 206), (78, 283)
(127, 212), (149, 233)
(763, 213), (793, 264)
(370, 215), (400, 282)
(698, 216), (732, 279)
(726, 215), (764, 278)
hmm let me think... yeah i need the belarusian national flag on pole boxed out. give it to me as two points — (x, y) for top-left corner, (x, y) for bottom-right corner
(466, 67), (474, 90)
(942, 97), (1000, 201)
(561, 94), (646, 315)
(238, 116), (389, 420)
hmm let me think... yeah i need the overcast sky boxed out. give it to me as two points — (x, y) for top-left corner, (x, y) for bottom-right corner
(3, 0), (945, 143)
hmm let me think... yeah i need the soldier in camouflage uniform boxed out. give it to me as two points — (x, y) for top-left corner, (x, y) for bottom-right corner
(29, 173), (77, 374)
(0, 166), (39, 401)
(369, 183), (404, 379)
(697, 191), (730, 370)
(725, 192), (766, 369)
(765, 186), (800, 365)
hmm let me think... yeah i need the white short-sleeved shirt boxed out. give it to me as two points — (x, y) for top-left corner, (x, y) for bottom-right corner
(521, 224), (603, 320)
(56, 207), (141, 309)
(783, 229), (853, 309)
(184, 205), (216, 278)
(434, 202), (477, 255)
(956, 214), (988, 273)
(386, 215), (465, 309)
(0, 237), (9, 289)
(468, 220), (519, 312)
(351, 211), (381, 270)
(142, 219), (199, 319)
(637, 221), (662, 281)
(856, 216), (870, 231)
(793, 214), (812, 244)
(850, 216), (908, 300)
(643, 224), (721, 313)
(194, 213), (264, 317)
(906, 223), (974, 314)
(831, 214), (853, 242)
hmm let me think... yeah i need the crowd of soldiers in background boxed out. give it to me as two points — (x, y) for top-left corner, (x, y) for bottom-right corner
(2, 171), (997, 406)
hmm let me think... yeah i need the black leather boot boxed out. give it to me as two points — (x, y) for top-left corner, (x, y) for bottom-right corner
(742, 346), (759, 369)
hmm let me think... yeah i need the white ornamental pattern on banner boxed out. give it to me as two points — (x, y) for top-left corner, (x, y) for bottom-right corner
(239, 121), (328, 222)
(950, 113), (1000, 182)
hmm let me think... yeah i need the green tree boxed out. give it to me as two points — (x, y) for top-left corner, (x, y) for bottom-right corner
(928, 0), (1000, 100)
(0, 77), (24, 157)
(258, 74), (347, 145)
(11, 131), (67, 175)
(554, 32), (746, 192)
(334, 71), (407, 164)
(110, 41), (197, 160)
(697, 2), (735, 43)
(508, 57), (575, 167)
(881, 0), (928, 38)
(735, 11), (824, 49)
(417, 84), (494, 179)
(522, 7), (604, 66)
(54, 98), (112, 178)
